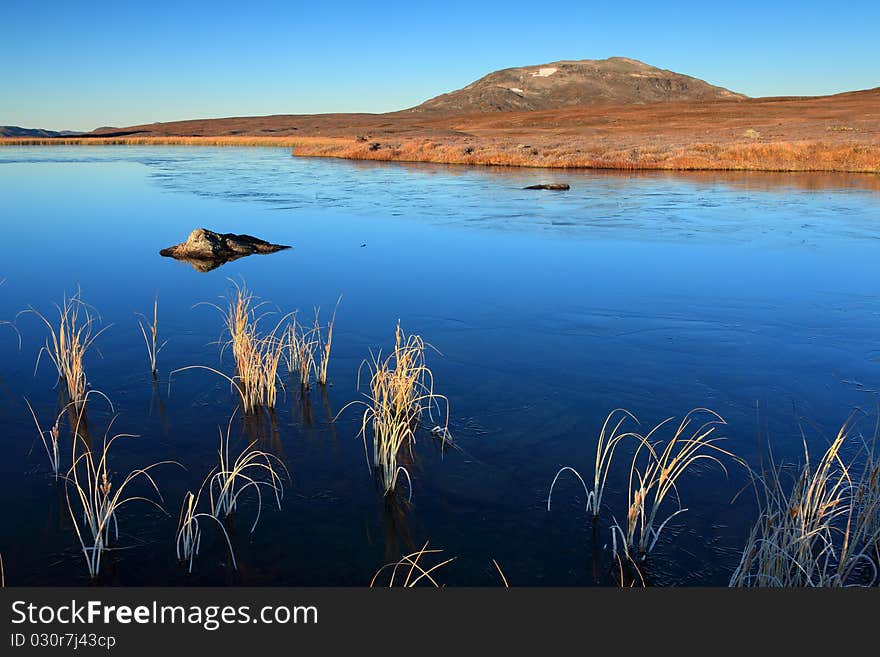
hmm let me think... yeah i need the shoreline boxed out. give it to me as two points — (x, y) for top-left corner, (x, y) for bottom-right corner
(4, 88), (878, 175)
(2, 135), (879, 175)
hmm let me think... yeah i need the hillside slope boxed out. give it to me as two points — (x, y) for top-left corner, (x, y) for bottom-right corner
(410, 57), (745, 113)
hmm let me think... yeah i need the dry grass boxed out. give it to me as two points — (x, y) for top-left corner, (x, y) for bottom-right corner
(24, 290), (110, 409)
(315, 298), (341, 386)
(292, 138), (880, 174)
(175, 484), (236, 573)
(855, 425), (880, 562)
(176, 413), (287, 573)
(174, 409), (288, 573)
(137, 296), (167, 377)
(64, 392), (174, 578)
(492, 558), (510, 587)
(730, 414), (880, 587)
(208, 412), (288, 529)
(172, 284), (340, 410)
(3, 135), (879, 173)
(548, 408), (641, 518)
(369, 541), (456, 587)
(613, 409), (734, 559)
(174, 282), (290, 413)
(24, 397), (64, 479)
(615, 552), (647, 587)
(284, 315), (317, 390)
(548, 408), (735, 564)
(343, 323), (449, 496)
(282, 300), (340, 389)
(220, 282), (288, 410)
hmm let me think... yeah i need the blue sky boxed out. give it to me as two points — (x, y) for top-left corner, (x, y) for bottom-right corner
(3, 0), (878, 131)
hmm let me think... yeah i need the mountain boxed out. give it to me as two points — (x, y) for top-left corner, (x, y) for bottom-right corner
(410, 57), (745, 113)
(0, 126), (83, 137)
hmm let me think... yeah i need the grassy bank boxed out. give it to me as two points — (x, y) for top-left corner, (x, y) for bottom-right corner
(292, 138), (880, 173)
(3, 135), (879, 173)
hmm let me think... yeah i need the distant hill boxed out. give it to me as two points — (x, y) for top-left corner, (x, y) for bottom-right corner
(410, 57), (746, 113)
(0, 126), (83, 137)
(9, 58), (876, 153)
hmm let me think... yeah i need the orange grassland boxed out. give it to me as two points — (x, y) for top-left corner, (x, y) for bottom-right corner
(3, 88), (879, 174)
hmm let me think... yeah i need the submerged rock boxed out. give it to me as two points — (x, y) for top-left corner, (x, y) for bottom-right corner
(524, 183), (570, 190)
(160, 228), (290, 272)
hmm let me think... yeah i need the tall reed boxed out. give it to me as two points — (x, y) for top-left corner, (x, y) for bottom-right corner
(370, 542), (456, 587)
(26, 290), (109, 408)
(611, 408), (734, 559)
(137, 296), (167, 377)
(284, 316), (317, 390)
(222, 283), (289, 410)
(64, 392), (173, 578)
(24, 398), (63, 479)
(208, 412), (289, 531)
(854, 418), (880, 566)
(730, 414), (880, 587)
(176, 282), (289, 413)
(492, 559), (510, 587)
(344, 323), (449, 496)
(614, 552), (646, 587)
(547, 409), (640, 518)
(176, 484), (237, 573)
(314, 297), (341, 386)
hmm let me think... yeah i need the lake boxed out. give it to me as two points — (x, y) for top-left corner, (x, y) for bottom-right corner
(0, 146), (878, 586)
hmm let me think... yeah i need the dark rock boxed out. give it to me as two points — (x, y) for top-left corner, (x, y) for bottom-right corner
(160, 228), (290, 272)
(369, 142), (381, 151)
(523, 183), (570, 190)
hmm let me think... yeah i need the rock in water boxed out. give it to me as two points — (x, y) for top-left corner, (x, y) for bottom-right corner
(523, 183), (570, 190)
(160, 228), (291, 272)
